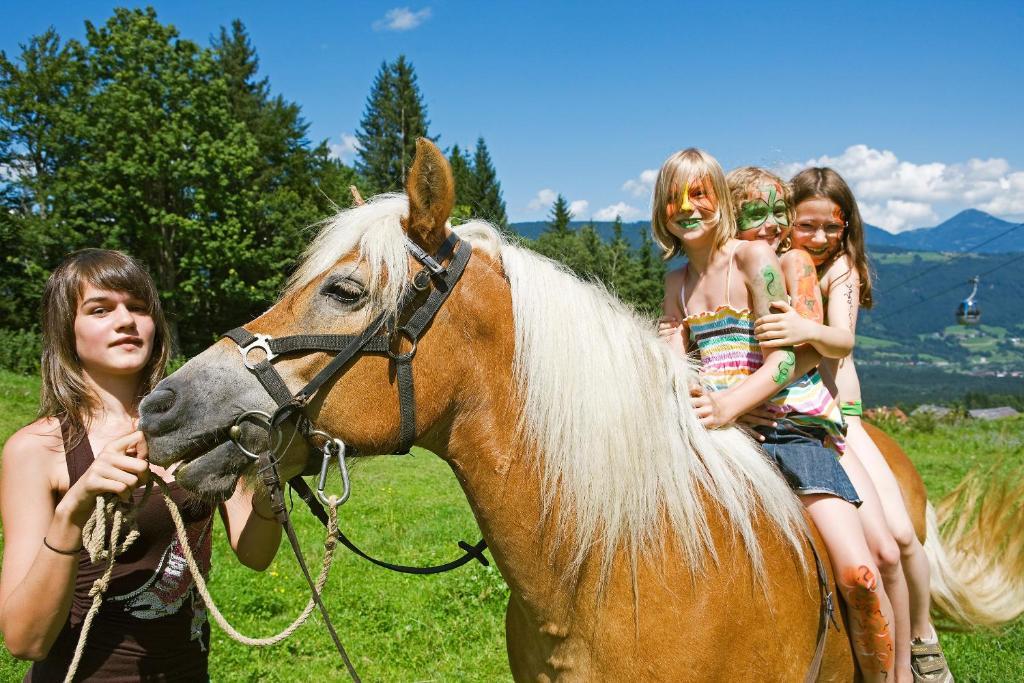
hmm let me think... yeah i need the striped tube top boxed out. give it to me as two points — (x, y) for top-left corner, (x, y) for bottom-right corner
(685, 304), (846, 452)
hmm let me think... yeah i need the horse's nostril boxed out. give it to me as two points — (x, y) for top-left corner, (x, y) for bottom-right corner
(143, 388), (177, 415)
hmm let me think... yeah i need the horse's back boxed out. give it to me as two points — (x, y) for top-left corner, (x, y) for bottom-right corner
(505, 504), (855, 681)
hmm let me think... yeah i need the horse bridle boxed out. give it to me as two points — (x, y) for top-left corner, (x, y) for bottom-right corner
(220, 232), (486, 680)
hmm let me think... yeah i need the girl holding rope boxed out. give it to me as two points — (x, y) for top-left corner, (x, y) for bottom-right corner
(1, 249), (283, 681)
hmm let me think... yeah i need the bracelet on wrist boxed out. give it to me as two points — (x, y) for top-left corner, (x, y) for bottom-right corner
(43, 537), (82, 556)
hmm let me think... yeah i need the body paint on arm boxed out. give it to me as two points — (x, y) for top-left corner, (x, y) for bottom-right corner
(772, 350), (796, 385)
(795, 263), (820, 321)
(761, 265), (785, 300)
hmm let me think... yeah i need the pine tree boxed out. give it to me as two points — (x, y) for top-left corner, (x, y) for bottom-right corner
(470, 137), (508, 228)
(448, 144), (473, 221)
(607, 214), (638, 298)
(355, 56), (432, 192)
(633, 229), (667, 314)
(546, 194), (573, 235)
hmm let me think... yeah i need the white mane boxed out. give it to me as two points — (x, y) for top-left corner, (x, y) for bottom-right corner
(292, 197), (808, 581)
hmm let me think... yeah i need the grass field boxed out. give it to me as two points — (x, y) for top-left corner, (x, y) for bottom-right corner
(1, 369), (1022, 681)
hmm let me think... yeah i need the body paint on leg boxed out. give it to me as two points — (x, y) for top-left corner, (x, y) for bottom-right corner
(840, 565), (895, 677)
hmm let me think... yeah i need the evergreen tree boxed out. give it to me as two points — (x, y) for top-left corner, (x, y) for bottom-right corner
(607, 214), (638, 298)
(633, 229), (667, 314)
(576, 221), (610, 280)
(448, 143), (473, 221)
(355, 55), (432, 192)
(546, 194), (573, 235)
(470, 137), (508, 228)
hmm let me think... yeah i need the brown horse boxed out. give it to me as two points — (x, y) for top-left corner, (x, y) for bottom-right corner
(139, 139), (1021, 680)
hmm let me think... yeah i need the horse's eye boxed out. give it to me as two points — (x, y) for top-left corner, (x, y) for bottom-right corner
(322, 278), (365, 305)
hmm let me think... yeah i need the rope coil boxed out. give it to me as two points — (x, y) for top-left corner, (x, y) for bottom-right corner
(61, 478), (342, 683)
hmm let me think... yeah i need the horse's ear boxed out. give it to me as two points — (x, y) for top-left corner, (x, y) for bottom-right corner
(404, 138), (454, 252)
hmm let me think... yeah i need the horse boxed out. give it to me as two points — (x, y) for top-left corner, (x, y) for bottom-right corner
(139, 139), (1023, 680)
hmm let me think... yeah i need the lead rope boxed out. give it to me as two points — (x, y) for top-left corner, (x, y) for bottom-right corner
(152, 477), (343, 647)
(64, 482), (152, 683)
(61, 479), (343, 683)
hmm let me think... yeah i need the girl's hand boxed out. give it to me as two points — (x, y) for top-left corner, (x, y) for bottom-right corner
(59, 431), (151, 525)
(690, 384), (734, 429)
(754, 300), (816, 348)
(657, 315), (682, 340)
(736, 404), (778, 441)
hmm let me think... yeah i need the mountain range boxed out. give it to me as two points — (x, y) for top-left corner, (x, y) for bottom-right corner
(511, 209), (1024, 253)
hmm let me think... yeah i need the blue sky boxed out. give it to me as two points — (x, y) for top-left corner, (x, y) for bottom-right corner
(4, 1), (1022, 231)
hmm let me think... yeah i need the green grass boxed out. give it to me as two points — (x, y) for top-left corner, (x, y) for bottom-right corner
(2, 369), (1023, 680)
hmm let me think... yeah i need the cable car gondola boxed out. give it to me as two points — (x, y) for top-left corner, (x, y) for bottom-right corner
(955, 276), (981, 325)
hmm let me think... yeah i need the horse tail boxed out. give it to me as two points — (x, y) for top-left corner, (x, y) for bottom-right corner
(924, 465), (1024, 629)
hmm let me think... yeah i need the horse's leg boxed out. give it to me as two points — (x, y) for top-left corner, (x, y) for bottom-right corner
(838, 444), (912, 681)
(858, 421), (936, 642)
(804, 493), (896, 683)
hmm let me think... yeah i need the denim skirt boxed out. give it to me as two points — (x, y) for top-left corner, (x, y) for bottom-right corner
(755, 425), (862, 506)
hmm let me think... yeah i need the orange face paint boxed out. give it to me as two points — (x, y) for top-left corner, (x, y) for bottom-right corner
(840, 566), (894, 675)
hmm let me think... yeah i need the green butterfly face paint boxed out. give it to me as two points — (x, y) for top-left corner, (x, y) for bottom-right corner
(738, 185), (789, 232)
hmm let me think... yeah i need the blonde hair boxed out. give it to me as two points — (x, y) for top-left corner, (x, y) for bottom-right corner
(726, 166), (793, 226)
(651, 148), (735, 259)
(38, 249), (170, 450)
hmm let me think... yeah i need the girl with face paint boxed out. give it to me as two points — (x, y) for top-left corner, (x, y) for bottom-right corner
(655, 150), (895, 682)
(752, 167), (952, 683)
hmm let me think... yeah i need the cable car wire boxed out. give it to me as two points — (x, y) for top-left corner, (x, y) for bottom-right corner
(869, 252), (1023, 324)
(876, 220), (1024, 294)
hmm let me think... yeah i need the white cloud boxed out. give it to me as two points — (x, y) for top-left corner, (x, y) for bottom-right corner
(373, 7), (432, 31)
(860, 200), (938, 233)
(328, 133), (360, 162)
(595, 202), (645, 221)
(776, 144), (1024, 232)
(622, 169), (658, 197)
(527, 188), (558, 211)
(525, 189), (589, 217)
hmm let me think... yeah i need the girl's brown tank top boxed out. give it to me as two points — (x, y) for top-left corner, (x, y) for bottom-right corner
(26, 421), (218, 682)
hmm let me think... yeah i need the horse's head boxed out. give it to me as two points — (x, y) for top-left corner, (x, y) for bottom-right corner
(139, 139), (505, 498)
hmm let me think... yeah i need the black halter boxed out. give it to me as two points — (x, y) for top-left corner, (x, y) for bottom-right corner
(220, 233), (487, 678)
(223, 231), (486, 568)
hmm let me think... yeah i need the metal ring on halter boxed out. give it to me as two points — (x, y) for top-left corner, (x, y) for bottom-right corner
(315, 435), (351, 506)
(230, 410), (283, 461)
(386, 326), (417, 362)
(239, 333), (277, 370)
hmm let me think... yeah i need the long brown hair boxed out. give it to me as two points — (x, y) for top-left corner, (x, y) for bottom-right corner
(789, 167), (874, 309)
(38, 249), (170, 449)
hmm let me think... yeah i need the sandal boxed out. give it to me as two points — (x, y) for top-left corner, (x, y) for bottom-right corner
(911, 637), (954, 683)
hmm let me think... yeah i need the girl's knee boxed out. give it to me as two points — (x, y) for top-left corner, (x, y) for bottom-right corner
(835, 561), (882, 599)
(890, 522), (917, 552)
(872, 536), (901, 572)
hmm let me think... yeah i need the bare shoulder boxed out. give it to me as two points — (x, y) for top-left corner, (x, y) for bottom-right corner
(781, 249), (816, 270)
(664, 266), (686, 288)
(822, 253), (858, 290)
(734, 240), (779, 277)
(2, 417), (63, 472)
(734, 239), (776, 264)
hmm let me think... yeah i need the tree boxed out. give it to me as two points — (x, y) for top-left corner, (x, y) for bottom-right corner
(469, 137), (508, 228)
(606, 214), (639, 297)
(448, 143), (473, 222)
(0, 29), (89, 329)
(632, 229), (667, 314)
(355, 55), (432, 192)
(546, 194), (573, 235)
